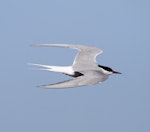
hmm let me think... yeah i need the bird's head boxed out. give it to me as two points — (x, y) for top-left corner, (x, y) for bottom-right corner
(98, 65), (121, 75)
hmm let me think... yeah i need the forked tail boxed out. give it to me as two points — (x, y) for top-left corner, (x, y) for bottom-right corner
(28, 63), (74, 75)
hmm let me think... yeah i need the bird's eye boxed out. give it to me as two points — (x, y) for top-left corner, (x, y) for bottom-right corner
(98, 65), (113, 72)
(105, 67), (113, 72)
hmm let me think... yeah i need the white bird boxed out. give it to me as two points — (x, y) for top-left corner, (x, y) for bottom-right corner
(30, 44), (121, 88)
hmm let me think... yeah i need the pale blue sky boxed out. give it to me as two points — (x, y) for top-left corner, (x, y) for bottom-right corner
(0, 0), (150, 132)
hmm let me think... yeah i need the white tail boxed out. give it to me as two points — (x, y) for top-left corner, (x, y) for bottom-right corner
(29, 63), (74, 75)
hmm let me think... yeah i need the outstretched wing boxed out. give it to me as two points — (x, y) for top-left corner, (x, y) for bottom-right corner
(37, 75), (102, 89)
(32, 44), (103, 71)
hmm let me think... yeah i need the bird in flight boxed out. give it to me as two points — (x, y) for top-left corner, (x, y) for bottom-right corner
(30, 44), (121, 88)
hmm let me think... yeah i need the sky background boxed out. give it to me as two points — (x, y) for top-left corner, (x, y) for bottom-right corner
(0, 0), (150, 132)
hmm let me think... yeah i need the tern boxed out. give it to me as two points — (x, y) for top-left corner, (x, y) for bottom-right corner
(30, 44), (121, 88)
